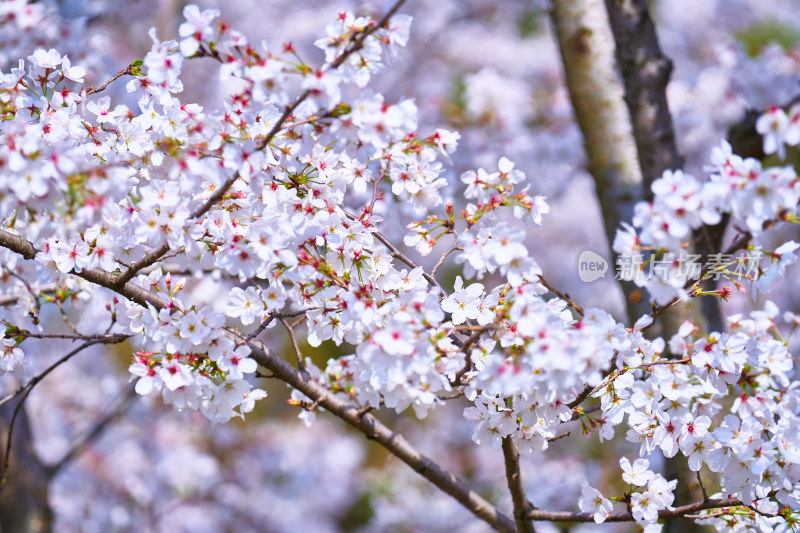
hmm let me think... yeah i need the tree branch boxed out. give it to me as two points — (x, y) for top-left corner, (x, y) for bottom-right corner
(501, 437), (536, 533)
(0, 228), (164, 309)
(84, 65), (134, 96)
(0, 283), (57, 307)
(525, 496), (744, 522)
(247, 343), (516, 533)
(112, 171), (240, 287)
(603, 0), (680, 195)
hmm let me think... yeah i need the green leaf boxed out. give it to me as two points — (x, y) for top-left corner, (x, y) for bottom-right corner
(129, 59), (144, 77)
(735, 20), (800, 57)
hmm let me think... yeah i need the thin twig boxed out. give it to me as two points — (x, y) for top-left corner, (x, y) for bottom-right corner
(746, 503), (779, 518)
(696, 471), (708, 501)
(450, 325), (492, 387)
(644, 230), (753, 331)
(241, 309), (307, 344)
(537, 274), (584, 317)
(3, 269), (41, 323)
(567, 404), (602, 422)
(637, 356), (692, 369)
(547, 432), (570, 443)
(55, 298), (80, 335)
(0, 336), (129, 409)
(8, 332), (121, 341)
(85, 66), (133, 96)
(280, 318), (308, 378)
(431, 238), (461, 277)
(451, 351), (472, 388)
(0, 282), (57, 307)
(371, 229), (445, 293)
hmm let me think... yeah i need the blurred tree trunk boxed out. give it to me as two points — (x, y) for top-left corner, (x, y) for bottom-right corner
(548, 0), (651, 326)
(0, 403), (52, 533)
(556, 1), (709, 531)
(601, 0), (708, 337)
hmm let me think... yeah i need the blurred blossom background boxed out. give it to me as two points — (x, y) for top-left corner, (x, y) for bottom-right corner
(2, 0), (800, 531)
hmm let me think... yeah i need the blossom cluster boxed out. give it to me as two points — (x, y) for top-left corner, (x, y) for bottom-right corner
(449, 115), (800, 529)
(579, 301), (800, 530)
(613, 140), (800, 304)
(0, 4), (420, 422)
(579, 457), (677, 525)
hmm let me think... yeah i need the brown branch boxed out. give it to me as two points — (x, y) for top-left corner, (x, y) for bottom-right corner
(0, 228), (164, 309)
(113, 172), (240, 286)
(431, 238), (460, 277)
(279, 318), (308, 378)
(329, 0), (407, 71)
(547, 432), (571, 443)
(84, 65), (133, 96)
(0, 230), (36, 260)
(525, 496), (744, 522)
(502, 437), (536, 533)
(3, 269), (41, 324)
(247, 343), (515, 533)
(638, 356), (691, 369)
(371, 229), (445, 293)
(241, 309), (306, 344)
(567, 386), (593, 409)
(7, 332), (121, 341)
(696, 471), (709, 502)
(644, 230), (753, 332)
(451, 325), (493, 387)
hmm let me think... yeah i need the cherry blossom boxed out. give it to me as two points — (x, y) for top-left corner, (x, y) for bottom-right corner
(1, 1), (800, 532)
(578, 483), (614, 523)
